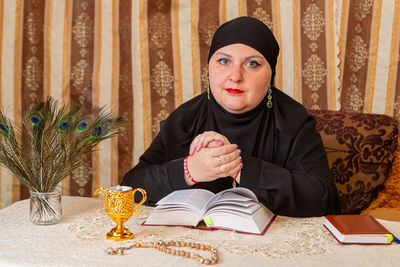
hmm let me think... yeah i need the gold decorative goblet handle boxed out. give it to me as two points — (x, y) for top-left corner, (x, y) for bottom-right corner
(132, 188), (147, 215)
(93, 187), (108, 210)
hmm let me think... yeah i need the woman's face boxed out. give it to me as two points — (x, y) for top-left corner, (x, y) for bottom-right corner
(208, 43), (272, 114)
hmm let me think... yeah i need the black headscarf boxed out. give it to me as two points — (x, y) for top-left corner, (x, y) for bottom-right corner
(207, 16), (280, 85)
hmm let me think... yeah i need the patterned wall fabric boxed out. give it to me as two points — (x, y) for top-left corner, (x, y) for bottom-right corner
(0, 0), (399, 209)
(339, 0), (400, 116)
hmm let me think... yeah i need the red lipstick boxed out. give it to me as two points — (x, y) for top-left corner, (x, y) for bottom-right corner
(225, 88), (244, 94)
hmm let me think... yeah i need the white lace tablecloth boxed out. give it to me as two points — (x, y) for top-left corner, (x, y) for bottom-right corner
(0, 196), (399, 267)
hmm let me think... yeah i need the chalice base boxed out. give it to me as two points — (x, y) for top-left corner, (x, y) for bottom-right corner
(106, 227), (133, 241)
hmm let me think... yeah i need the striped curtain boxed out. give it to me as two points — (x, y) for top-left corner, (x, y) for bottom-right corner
(339, 0), (400, 115)
(0, 0), (399, 209)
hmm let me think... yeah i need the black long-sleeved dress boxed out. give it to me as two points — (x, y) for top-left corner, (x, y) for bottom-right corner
(122, 88), (341, 217)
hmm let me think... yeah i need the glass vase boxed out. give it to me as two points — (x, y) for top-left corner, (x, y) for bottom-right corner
(29, 188), (62, 225)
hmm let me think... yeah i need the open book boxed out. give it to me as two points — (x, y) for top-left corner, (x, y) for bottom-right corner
(324, 215), (393, 245)
(143, 187), (276, 235)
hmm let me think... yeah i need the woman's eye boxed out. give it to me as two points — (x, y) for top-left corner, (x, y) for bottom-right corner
(246, 60), (261, 68)
(217, 58), (229, 65)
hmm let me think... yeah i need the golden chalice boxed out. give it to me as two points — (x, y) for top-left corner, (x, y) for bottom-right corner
(94, 185), (147, 241)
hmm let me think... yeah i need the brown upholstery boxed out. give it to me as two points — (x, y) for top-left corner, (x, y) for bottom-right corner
(308, 109), (398, 214)
(361, 138), (400, 221)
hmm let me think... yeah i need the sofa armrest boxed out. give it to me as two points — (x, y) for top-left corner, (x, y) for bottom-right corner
(308, 109), (398, 214)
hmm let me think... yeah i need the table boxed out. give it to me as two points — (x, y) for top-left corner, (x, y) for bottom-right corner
(0, 196), (399, 267)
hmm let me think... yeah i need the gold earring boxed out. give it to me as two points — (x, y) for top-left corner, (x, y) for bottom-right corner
(207, 86), (210, 101)
(267, 87), (272, 108)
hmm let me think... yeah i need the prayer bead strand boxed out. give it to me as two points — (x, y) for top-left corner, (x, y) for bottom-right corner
(106, 240), (218, 265)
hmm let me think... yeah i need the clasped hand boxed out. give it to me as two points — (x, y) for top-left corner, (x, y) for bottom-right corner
(185, 131), (242, 185)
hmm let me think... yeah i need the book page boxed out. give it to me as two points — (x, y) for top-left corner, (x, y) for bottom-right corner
(206, 202), (261, 216)
(211, 187), (258, 203)
(202, 187), (258, 214)
(205, 205), (274, 234)
(156, 189), (215, 213)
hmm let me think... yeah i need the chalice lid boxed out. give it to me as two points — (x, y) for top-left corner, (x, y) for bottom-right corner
(108, 185), (132, 192)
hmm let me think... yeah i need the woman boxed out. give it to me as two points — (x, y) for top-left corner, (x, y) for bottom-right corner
(122, 16), (340, 217)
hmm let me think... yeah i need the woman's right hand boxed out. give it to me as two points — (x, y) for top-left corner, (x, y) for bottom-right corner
(185, 144), (242, 185)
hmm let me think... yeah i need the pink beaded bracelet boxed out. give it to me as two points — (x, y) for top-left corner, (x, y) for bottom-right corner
(183, 155), (198, 184)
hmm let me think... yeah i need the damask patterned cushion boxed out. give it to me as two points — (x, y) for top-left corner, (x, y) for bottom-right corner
(308, 109), (398, 214)
(361, 138), (400, 221)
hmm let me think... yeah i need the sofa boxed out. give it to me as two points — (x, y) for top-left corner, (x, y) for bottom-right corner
(308, 109), (399, 219)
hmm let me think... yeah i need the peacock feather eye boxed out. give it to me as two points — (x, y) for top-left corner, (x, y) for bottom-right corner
(60, 122), (70, 130)
(92, 126), (103, 136)
(0, 123), (8, 136)
(31, 116), (40, 124)
(76, 122), (88, 131)
(29, 112), (42, 126)
(57, 115), (73, 133)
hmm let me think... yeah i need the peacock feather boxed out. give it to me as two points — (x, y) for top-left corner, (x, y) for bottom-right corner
(0, 97), (125, 193)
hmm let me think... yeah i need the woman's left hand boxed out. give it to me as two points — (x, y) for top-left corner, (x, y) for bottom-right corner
(189, 131), (230, 155)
